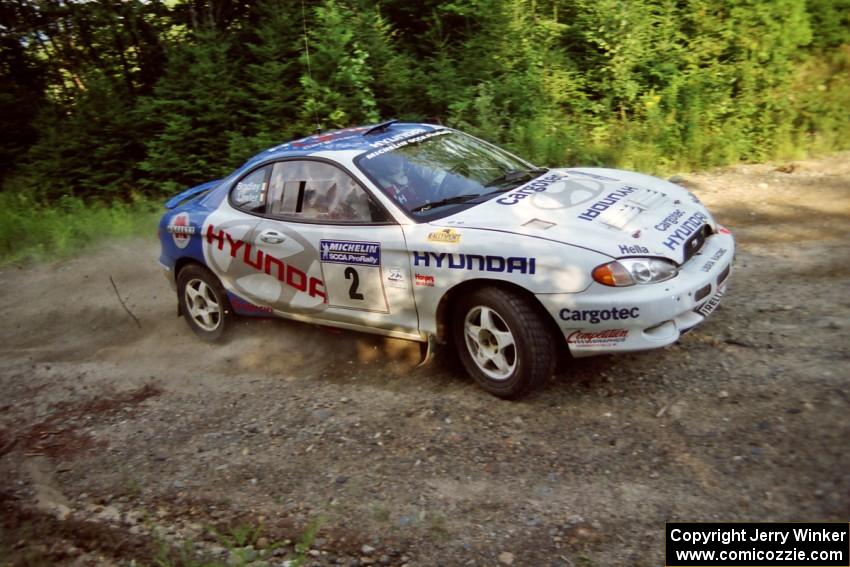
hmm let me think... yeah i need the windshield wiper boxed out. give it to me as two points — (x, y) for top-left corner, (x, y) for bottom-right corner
(484, 167), (549, 188)
(410, 194), (482, 213)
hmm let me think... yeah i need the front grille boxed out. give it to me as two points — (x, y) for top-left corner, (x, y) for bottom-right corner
(682, 224), (711, 263)
(694, 284), (712, 302)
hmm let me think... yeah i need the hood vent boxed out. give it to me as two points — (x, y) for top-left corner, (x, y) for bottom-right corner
(597, 188), (669, 230)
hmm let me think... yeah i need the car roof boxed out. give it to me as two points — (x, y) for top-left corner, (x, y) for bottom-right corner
(243, 121), (444, 167)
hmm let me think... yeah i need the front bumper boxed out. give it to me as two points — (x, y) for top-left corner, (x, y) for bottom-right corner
(536, 230), (734, 357)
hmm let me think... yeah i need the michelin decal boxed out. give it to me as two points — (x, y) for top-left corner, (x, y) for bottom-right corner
(321, 240), (381, 266)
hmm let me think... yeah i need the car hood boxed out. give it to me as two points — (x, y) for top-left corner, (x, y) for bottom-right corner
(432, 168), (715, 264)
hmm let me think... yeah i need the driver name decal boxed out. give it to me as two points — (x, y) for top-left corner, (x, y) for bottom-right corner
(206, 225), (326, 301)
(320, 240), (381, 266)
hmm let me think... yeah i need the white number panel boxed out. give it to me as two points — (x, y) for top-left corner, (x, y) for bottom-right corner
(319, 240), (389, 312)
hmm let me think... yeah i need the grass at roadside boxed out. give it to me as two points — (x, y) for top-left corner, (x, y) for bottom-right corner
(0, 193), (162, 266)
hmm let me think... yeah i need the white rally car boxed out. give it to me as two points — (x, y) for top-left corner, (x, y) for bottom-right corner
(158, 121), (733, 398)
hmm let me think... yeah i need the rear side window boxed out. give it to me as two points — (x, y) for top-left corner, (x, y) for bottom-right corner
(231, 166), (270, 213)
(267, 160), (386, 223)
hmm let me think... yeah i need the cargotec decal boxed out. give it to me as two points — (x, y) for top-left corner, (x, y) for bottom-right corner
(412, 251), (536, 274)
(654, 209), (686, 231)
(320, 240), (381, 266)
(496, 173), (568, 205)
(206, 225), (326, 301)
(661, 211), (708, 251)
(559, 307), (639, 324)
(567, 329), (629, 346)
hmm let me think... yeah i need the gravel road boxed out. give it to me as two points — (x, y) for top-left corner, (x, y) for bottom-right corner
(1, 153), (848, 566)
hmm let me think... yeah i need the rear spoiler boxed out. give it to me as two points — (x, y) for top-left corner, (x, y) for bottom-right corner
(164, 179), (221, 209)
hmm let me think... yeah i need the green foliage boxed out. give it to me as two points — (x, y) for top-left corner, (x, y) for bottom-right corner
(806, 0), (850, 48)
(292, 516), (323, 567)
(298, 0), (382, 130)
(139, 29), (251, 193)
(0, 194), (160, 265)
(1, 0), (850, 254)
(10, 73), (147, 200)
(210, 522), (265, 549)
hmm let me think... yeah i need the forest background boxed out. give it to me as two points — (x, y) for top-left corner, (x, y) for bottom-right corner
(1, 0), (848, 261)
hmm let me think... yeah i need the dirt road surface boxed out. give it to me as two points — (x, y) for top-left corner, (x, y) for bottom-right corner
(1, 154), (849, 566)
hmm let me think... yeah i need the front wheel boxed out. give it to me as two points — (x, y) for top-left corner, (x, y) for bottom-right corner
(453, 287), (556, 399)
(177, 264), (233, 342)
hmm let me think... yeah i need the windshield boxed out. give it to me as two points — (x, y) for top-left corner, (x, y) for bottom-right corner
(354, 130), (542, 220)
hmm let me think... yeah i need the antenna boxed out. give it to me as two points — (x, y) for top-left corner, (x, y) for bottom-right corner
(301, 0), (321, 134)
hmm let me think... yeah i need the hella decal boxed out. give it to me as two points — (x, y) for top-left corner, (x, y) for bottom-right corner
(320, 240), (380, 266)
(618, 244), (649, 255)
(662, 211), (708, 251)
(567, 329), (629, 346)
(496, 173), (568, 205)
(206, 225), (326, 301)
(413, 251), (536, 274)
(577, 186), (639, 221)
(559, 307), (639, 324)
(167, 212), (195, 249)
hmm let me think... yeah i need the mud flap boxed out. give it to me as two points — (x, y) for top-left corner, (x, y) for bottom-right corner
(417, 335), (436, 367)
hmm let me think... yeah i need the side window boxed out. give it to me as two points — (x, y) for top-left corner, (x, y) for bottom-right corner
(267, 160), (387, 223)
(231, 166), (270, 213)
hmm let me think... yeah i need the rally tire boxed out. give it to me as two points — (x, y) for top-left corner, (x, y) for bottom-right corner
(452, 287), (556, 399)
(177, 264), (233, 342)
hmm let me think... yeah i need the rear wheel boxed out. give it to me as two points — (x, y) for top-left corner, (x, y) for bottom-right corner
(177, 264), (232, 342)
(453, 287), (556, 399)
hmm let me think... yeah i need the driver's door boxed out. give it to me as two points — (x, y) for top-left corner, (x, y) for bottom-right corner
(252, 159), (420, 337)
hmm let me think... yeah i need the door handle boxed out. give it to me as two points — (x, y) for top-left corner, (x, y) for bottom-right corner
(258, 230), (286, 244)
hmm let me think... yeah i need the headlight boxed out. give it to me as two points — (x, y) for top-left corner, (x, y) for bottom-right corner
(592, 257), (678, 287)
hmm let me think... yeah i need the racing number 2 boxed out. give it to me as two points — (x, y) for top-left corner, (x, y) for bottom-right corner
(344, 267), (364, 300)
